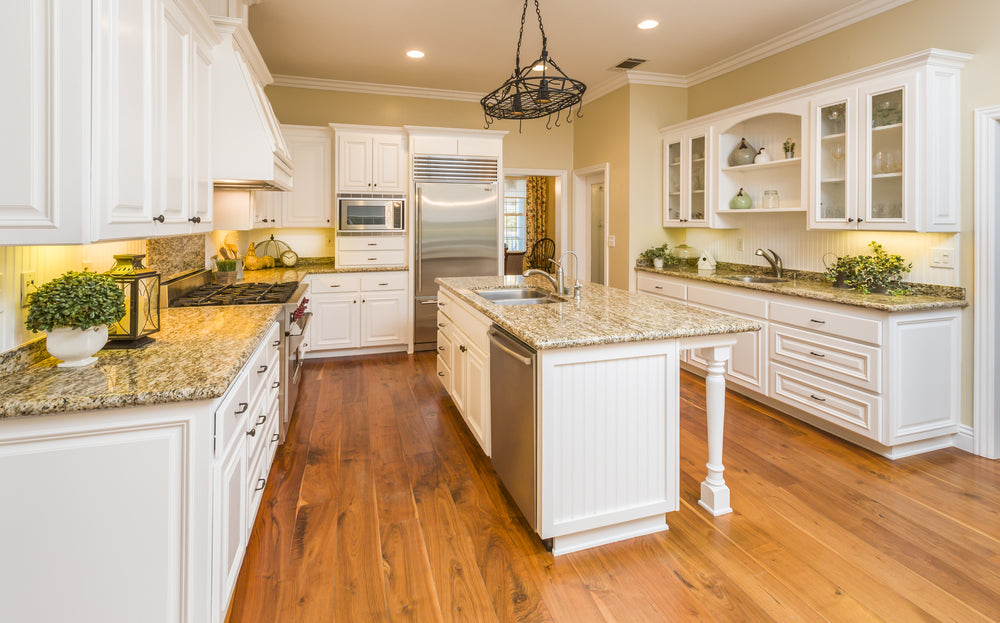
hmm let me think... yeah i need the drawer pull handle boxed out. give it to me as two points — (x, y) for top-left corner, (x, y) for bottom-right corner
(809, 351), (826, 358)
(255, 478), (266, 491)
(258, 365), (268, 374)
(256, 415), (267, 425)
(272, 340), (280, 347)
(368, 257), (377, 261)
(438, 345), (445, 351)
(272, 381), (280, 389)
(439, 301), (446, 306)
(438, 322), (446, 328)
(247, 427), (257, 437)
(330, 284), (341, 288)
(809, 319), (826, 324)
(459, 345), (467, 352)
(809, 394), (827, 402)
(368, 243), (378, 246)
(235, 402), (248, 415)
(271, 433), (280, 443)
(438, 371), (445, 377)
(378, 282), (389, 286)
(654, 286), (663, 290)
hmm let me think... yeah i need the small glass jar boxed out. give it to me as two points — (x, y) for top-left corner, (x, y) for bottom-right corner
(762, 190), (780, 210)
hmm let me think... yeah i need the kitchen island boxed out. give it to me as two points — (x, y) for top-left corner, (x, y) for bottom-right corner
(436, 275), (760, 555)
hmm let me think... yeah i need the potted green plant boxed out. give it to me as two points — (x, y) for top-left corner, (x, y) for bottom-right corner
(783, 137), (795, 159)
(640, 243), (679, 269)
(849, 241), (911, 294)
(25, 270), (127, 367)
(215, 258), (239, 284)
(824, 254), (859, 289)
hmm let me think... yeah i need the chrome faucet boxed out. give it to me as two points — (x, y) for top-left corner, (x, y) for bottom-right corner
(755, 248), (783, 278)
(523, 254), (584, 300)
(558, 251), (583, 300)
(523, 262), (562, 293)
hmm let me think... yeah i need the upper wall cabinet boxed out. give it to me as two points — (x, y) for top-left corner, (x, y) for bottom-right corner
(281, 125), (333, 227)
(331, 126), (406, 194)
(0, 0), (219, 245)
(658, 49), (969, 234)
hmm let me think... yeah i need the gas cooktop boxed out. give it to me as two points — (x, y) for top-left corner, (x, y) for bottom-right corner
(169, 281), (301, 307)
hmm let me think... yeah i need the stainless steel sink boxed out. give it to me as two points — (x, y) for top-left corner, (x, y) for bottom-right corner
(721, 275), (788, 284)
(475, 288), (560, 305)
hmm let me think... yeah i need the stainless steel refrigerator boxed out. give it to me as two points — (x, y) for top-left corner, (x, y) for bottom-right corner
(413, 181), (500, 350)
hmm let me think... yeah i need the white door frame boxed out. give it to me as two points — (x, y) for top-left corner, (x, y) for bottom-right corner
(973, 105), (1000, 459)
(572, 163), (610, 284)
(504, 169), (569, 258)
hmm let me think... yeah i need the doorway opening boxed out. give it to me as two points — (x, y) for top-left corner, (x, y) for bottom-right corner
(502, 169), (567, 275)
(572, 164), (609, 285)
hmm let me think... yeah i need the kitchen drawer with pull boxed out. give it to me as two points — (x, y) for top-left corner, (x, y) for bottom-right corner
(361, 272), (407, 291)
(770, 300), (882, 345)
(637, 274), (686, 301)
(436, 356), (451, 392)
(338, 236), (406, 251)
(769, 362), (880, 440)
(337, 250), (407, 267)
(246, 400), (272, 462)
(246, 434), (269, 530)
(215, 371), (250, 457)
(436, 329), (454, 371)
(311, 274), (361, 292)
(770, 325), (881, 392)
(688, 284), (768, 319)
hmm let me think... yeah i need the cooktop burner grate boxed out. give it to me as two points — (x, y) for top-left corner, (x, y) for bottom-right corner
(169, 281), (301, 307)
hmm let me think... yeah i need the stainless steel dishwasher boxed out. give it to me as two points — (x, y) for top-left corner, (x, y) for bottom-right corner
(488, 325), (538, 531)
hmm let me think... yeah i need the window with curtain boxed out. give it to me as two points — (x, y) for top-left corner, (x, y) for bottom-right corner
(503, 178), (527, 252)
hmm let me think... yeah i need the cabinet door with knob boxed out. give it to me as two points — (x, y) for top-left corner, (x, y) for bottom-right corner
(310, 292), (361, 350)
(334, 127), (407, 193)
(282, 125), (333, 228)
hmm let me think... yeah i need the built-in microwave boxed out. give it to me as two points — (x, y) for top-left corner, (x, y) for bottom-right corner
(337, 198), (405, 231)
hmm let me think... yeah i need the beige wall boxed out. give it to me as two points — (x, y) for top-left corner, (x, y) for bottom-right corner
(265, 86), (574, 172)
(683, 0), (1000, 428)
(572, 87), (630, 288)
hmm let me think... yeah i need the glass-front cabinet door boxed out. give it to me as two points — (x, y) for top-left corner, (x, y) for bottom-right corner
(810, 88), (856, 229)
(663, 137), (682, 225)
(687, 134), (707, 225)
(860, 73), (916, 230)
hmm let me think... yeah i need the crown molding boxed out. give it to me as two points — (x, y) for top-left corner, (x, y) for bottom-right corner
(686, 0), (915, 86)
(270, 74), (484, 102)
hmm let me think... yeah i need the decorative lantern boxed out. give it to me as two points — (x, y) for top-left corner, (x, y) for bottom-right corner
(105, 254), (160, 347)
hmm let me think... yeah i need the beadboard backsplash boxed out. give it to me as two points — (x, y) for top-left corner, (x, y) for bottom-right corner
(0, 240), (147, 351)
(684, 213), (960, 286)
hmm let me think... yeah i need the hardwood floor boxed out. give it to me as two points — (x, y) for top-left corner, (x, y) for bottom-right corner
(227, 352), (1000, 622)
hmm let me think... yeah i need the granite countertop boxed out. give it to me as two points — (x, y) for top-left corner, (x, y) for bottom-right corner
(636, 265), (968, 312)
(437, 275), (760, 350)
(0, 305), (282, 419)
(241, 258), (408, 284)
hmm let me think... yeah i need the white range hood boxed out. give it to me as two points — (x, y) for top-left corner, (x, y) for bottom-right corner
(211, 17), (292, 191)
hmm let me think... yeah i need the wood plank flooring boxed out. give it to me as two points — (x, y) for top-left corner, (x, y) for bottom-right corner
(227, 352), (1000, 622)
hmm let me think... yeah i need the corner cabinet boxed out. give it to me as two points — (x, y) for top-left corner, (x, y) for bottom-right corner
(0, 0), (219, 245)
(808, 51), (968, 232)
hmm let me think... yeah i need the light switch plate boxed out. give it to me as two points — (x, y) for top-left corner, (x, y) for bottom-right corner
(736, 238), (744, 252)
(929, 247), (955, 269)
(607, 235), (616, 247)
(21, 271), (36, 308)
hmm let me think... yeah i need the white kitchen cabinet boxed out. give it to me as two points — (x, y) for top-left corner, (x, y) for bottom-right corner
(306, 272), (409, 354)
(0, 0), (217, 244)
(212, 415), (248, 623)
(282, 125), (333, 227)
(332, 126), (406, 193)
(253, 190), (283, 228)
(662, 129), (712, 228)
(636, 270), (961, 457)
(808, 51), (967, 232)
(436, 289), (491, 455)
(336, 234), (407, 267)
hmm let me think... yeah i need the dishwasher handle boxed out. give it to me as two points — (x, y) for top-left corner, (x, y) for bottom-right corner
(488, 328), (533, 366)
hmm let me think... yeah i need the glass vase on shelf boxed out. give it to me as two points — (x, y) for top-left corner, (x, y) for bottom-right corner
(762, 190), (780, 210)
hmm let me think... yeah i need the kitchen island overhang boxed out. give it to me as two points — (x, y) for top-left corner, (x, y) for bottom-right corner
(436, 276), (759, 555)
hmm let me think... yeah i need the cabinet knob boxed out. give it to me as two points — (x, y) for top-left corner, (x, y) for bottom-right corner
(847, 217), (855, 223)
(247, 427), (257, 437)
(857, 218), (864, 223)
(270, 218), (276, 222)
(459, 345), (467, 352)
(153, 214), (165, 223)
(188, 216), (201, 224)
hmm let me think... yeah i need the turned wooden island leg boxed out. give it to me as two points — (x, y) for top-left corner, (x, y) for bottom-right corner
(698, 345), (733, 516)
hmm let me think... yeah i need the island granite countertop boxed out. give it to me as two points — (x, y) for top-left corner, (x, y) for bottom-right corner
(0, 305), (282, 419)
(437, 275), (760, 350)
(636, 265), (967, 312)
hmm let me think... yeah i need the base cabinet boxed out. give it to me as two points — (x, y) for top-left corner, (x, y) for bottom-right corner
(306, 272), (409, 355)
(436, 290), (491, 455)
(639, 271), (961, 457)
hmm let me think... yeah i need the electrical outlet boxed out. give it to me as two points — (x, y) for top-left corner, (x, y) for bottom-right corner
(607, 235), (616, 247)
(21, 271), (36, 308)
(736, 238), (744, 252)
(929, 247), (955, 269)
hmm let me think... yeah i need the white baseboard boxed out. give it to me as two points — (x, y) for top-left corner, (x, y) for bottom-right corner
(953, 424), (975, 454)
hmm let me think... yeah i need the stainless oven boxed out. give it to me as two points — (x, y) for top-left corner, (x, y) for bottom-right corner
(282, 289), (311, 441)
(338, 198), (405, 231)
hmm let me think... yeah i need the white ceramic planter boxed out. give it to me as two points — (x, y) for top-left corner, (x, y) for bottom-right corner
(45, 325), (108, 368)
(653, 258), (665, 269)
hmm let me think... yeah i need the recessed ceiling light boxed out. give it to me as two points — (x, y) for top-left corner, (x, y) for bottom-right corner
(406, 50), (424, 59)
(637, 19), (659, 30)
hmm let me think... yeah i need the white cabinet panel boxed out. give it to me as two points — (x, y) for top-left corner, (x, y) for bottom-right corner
(361, 292), (407, 346)
(193, 43), (213, 228)
(282, 126), (332, 227)
(338, 134), (372, 191)
(159, 1), (191, 228)
(464, 343), (491, 454)
(372, 136), (405, 191)
(213, 423), (247, 623)
(311, 293), (361, 350)
(333, 128), (407, 193)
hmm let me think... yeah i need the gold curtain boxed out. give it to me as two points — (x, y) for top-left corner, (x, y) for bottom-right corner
(525, 176), (548, 252)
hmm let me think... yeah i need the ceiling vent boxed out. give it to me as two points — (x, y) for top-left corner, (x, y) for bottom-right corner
(613, 57), (647, 70)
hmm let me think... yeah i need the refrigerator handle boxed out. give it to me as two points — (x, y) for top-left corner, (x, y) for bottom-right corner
(415, 187), (422, 293)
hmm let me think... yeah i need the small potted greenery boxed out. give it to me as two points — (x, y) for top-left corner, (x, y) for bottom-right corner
(783, 137), (795, 159)
(215, 258), (239, 284)
(640, 243), (679, 269)
(825, 242), (911, 295)
(824, 254), (859, 289)
(25, 270), (126, 367)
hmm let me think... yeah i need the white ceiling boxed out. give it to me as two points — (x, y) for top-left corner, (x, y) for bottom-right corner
(248, 0), (909, 95)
